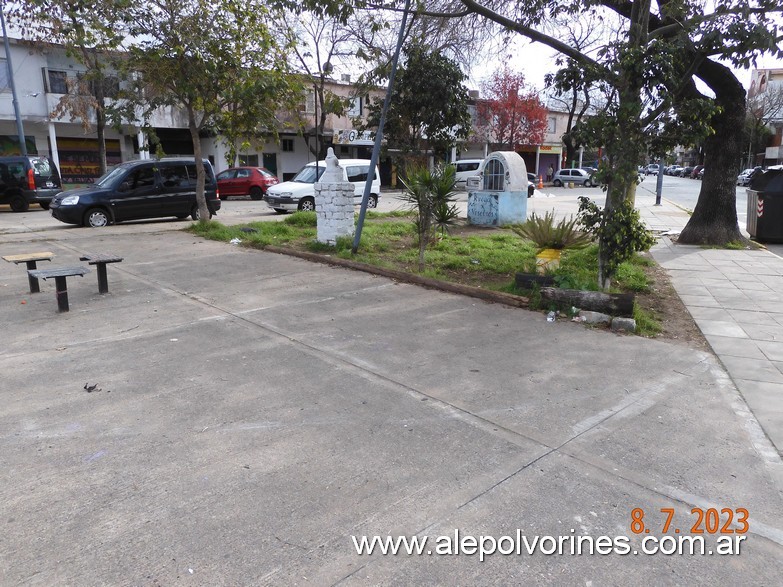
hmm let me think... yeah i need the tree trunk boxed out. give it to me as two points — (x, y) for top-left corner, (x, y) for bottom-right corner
(94, 78), (108, 176)
(540, 287), (635, 317)
(678, 60), (746, 245)
(188, 106), (209, 222)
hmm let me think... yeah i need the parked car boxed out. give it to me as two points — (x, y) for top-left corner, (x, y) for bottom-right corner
(450, 159), (483, 190)
(697, 167), (705, 179)
(690, 165), (704, 179)
(49, 158), (220, 227)
(737, 168), (754, 186)
(0, 155), (62, 212)
(645, 164), (660, 175)
(216, 166), (278, 200)
(679, 166), (694, 177)
(264, 159), (380, 213)
(552, 167), (596, 187)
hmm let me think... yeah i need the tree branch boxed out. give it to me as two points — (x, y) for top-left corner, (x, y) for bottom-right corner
(457, 0), (614, 80)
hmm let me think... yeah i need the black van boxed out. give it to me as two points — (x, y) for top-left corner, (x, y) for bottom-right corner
(49, 158), (221, 227)
(0, 156), (63, 212)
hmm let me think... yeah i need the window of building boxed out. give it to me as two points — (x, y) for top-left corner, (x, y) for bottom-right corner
(483, 158), (505, 191)
(282, 138), (294, 152)
(0, 59), (9, 90)
(239, 154), (259, 166)
(304, 90), (315, 114)
(47, 70), (69, 94)
(547, 116), (557, 134)
(347, 96), (362, 117)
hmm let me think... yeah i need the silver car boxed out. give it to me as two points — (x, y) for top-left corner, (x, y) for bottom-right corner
(552, 168), (595, 187)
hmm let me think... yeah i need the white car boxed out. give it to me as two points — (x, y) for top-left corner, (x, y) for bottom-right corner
(737, 168), (755, 186)
(450, 159), (483, 190)
(265, 159), (381, 213)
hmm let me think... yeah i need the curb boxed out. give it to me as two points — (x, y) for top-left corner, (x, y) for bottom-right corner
(263, 245), (530, 309)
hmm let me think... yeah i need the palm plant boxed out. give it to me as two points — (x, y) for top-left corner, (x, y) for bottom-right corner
(511, 211), (593, 251)
(399, 164), (459, 270)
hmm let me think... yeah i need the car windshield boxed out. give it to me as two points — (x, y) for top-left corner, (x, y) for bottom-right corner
(292, 164), (325, 183)
(95, 166), (129, 187)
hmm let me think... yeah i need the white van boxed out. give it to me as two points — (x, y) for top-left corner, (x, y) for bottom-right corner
(264, 159), (381, 213)
(450, 159), (483, 190)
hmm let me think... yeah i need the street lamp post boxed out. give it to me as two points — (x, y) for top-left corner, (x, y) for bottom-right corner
(1, 2), (28, 156)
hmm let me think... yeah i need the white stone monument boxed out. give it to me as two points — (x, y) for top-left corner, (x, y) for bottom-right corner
(314, 148), (355, 245)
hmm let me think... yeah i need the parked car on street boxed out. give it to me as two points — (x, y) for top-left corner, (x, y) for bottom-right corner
(645, 164), (660, 175)
(552, 167), (596, 187)
(450, 159), (483, 190)
(264, 159), (380, 213)
(49, 158), (220, 227)
(690, 165), (704, 179)
(216, 166), (278, 200)
(666, 165), (682, 176)
(737, 168), (754, 186)
(0, 155), (62, 212)
(679, 166), (694, 177)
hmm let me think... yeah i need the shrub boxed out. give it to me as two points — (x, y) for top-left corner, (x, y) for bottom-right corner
(511, 211), (593, 251)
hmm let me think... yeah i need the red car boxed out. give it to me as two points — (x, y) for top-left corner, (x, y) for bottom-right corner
(216, 167), (279, 200)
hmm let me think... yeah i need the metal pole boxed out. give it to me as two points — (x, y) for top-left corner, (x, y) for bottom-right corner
(655, 158), (663, 205)
(352, 0), (411, 254)
(1, 3), (28, 156)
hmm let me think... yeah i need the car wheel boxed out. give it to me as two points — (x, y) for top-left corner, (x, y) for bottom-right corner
(552, 179), (562, 187)
(584, 179), (592, 187)
(367, 194), (378, 208)
(9, 195), (29, 212)
(273, 208), (288, 214)
(190, 205), (214, 221)
(176, 214), (189, 220)
(298, 197), (315, 212)
(39, 202), (50, 210)
(249, 186), (263, 200)
(84, 208), (110, 227)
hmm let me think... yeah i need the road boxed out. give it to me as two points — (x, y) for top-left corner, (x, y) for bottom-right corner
(636, 172), (749, 225)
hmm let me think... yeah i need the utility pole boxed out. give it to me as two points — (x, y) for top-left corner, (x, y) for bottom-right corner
(1, 2), (28, 156)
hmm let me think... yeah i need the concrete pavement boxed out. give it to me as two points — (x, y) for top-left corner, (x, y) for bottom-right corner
(0, 197), (782, 584)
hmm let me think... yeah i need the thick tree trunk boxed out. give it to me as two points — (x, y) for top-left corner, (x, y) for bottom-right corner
(678, 60), (745, 244)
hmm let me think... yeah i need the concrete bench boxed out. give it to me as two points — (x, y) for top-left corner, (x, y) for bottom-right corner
(79, 253), (124, 294)
(2, 251), (54, 293)
(27, 266), (89, 312)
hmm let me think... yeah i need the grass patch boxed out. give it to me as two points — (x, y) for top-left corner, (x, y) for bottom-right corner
(191, 217), (661, 337)
(633, 304), (662, 336)
(189, 219), (314, 247)
(284, 211), (317, 227)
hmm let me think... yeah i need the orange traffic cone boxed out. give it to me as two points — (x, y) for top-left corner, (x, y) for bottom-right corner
(537, 175), (543, 189)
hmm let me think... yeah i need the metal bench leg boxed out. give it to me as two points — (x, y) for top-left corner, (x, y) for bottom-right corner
(25, 260), (41, 293)
(54, 276), (70, 312)
(96, 263), (109, 294)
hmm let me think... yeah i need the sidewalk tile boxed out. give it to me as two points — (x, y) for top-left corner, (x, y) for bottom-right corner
(729, 309), (779, 326)
(688, 306), (731, 321)
(720, 356), (783, 383)
(679, 294), (721, 308)
(696, 320), (750, 338)
(758, 343), (783, 363)
(704, 335), (765, 360)
(740, 322), (783, 342)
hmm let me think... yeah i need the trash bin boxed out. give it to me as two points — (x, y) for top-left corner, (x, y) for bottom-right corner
(747, 168), (783, 242)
